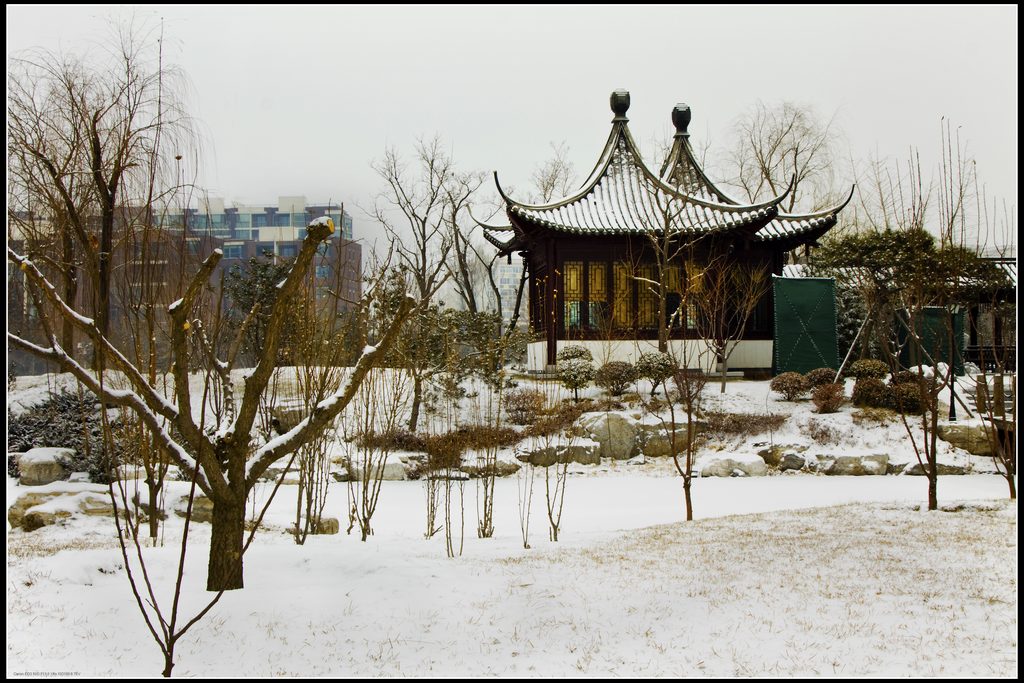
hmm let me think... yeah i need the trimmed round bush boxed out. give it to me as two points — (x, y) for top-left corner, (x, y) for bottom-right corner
(845, 359), (889, 380)
(891, 383), (927, 415)
(812, 383), (846, 414)
(636, 351), (676, 396)
(556, 345), (593, 363)
(852, 378), (890, 408)
(891, 369), (926, 387)
(558, 356), (595, 401)
(504, 388), (547, 425)
(804, 367), (838, 389)
(594, 361), (637, 396)
(770, 372), (809, 401)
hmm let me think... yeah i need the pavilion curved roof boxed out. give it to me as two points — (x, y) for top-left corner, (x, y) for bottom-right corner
(658, 112), (853, 248)
(491, 92), (789, 243)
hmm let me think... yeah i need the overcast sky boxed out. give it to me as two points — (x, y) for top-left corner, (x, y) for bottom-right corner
(7, 4), (1018, 250)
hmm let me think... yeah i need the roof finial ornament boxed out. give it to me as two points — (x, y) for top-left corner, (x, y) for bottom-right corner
(672, 103), (691, 138)
(610, 89), (630, 121)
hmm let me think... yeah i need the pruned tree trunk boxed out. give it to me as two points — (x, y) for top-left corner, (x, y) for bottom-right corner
(409, 374), (423, 432)
(207, 493), (245, 591)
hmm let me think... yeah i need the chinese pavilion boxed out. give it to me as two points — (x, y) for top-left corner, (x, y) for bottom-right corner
(481, 90), (851, 372)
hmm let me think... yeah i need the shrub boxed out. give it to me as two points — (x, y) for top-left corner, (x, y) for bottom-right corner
(806, 419), (842, 445)
(891, 369), (927, 387)
(804, 367), (838, 389)
(891, 382), (927, 415)
(770, 372), (808, 401)
(524, 401), (588, 438)
(594, 361), (637, 396)
(356, 429), (428, 452)
(703, 411), (787, 438)
(504, 388), (547, 425)
(558, 357), (595, 401)
(845, 359), (889, 380)
(851, 378), (890, 408)
(8, 390), (120, 483)
(555, 345), (592, 363)
(635, 352), (676, 396)
(811, 383), (845, 413)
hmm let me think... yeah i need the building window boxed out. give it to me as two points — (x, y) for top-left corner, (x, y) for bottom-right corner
(224, 245), (243, 259)
(252, 214), (269, 228)
(279, 244), (298, 258)
(315, 265), (330, 280)
(638, 265), (656, 328)
(562, 261), (583, 332)
(274, 213), (290, 227)
(235, 214), (252, 229)
(613, 262), (633, 329)
(588, 262), (607, 331)
(291, 213), (307, 228)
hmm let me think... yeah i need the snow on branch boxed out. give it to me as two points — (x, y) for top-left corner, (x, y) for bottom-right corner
(244, 295), (415, 487)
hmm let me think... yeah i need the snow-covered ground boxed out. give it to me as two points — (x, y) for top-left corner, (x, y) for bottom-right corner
(6, 473), (1017, 677)
(6, 370), (1017, 676)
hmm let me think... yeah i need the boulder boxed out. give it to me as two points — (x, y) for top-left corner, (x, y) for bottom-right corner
(316, 517), (339, 535)
(637, 423), (699, 458)
(173, 494), (215, 524)
(698, 453), (767, 477)
(936, 424), (992, 456)
(779, 453), (806, 471)
(578, 412), (639, 460)
(78, 493), (115, 517)
(757, 444), (808, 468)
(8, 491), (64, 529)
(807, 454), (835, 473)
(22, 509), (71, 531)
(9, 487), (115, 530)
(17, 447), (73, 486)
(515, 439), (600, 467)
(825, 454), (888, 476)
(903, 462), (966, 476)
(460, 460), (522, 478)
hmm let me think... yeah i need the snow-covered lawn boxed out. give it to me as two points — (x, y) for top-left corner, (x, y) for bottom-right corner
(6, 474), (1016, 677)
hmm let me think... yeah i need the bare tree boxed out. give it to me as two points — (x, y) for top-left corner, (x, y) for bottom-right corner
(7, 21), (198, 352)
(9, 220), (415, 590)
(726, 101), (840, 213)
(693, 258), (770, 393)
(373, 136), (459, 432)
(529, 141), (577, 204)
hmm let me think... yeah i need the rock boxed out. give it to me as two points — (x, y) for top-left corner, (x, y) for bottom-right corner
(515, 439), (600, 467)
(173, 494), (215, 524)
(22, 509), (71, 531)
(779, 453), (806, 471)
(316, 517), (339, 535)
(348, 457), (407, 481)
(68, 472), (91, 483)
(8, 491), (64, 529)
(637, 423), (699, 457)
(578, 412), (639, 460)
(807, 454), (835, 473)
(17, 447), (73, 486)
(460, 460), (522, 478)
(937, 424), (993, 456)
(331, 470), (350, 483)
(757, 444), (808, 468)
(625, 454), (646, 466)
(78, 493), (114, 516)
(825, 454), (888, 476)
(698, 453), (767, 477)
(903, 462), (966, 476)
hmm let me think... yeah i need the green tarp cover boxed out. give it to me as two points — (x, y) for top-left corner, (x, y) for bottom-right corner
(897, 307), (965, 376)
(773, 276), (839, 374)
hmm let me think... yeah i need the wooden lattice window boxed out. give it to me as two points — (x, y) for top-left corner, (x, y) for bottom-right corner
(563, 261), (583, 331)
(613, 262), (633, 328)
(638, 265), (656, 328)
(588, 262), (608, 331)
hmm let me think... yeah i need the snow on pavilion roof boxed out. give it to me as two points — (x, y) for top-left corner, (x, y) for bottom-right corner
(484, 92), (852, 254)
(658, 104), (853, 246)
(491, 91), (789, 242)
